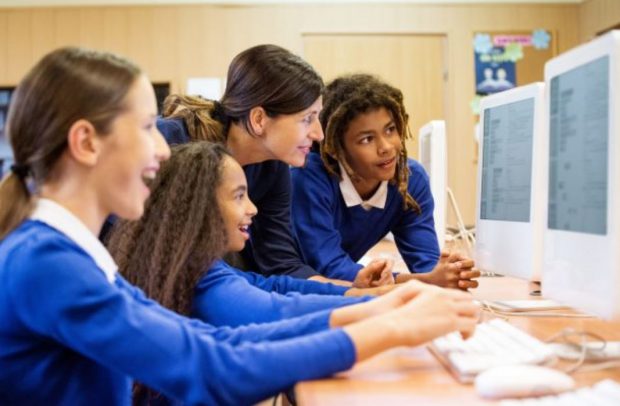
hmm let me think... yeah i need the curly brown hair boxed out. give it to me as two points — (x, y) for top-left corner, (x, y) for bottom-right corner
(108, 142), (230, 317)
(107, 142), (231, 403)
(319, 74), (420, 213)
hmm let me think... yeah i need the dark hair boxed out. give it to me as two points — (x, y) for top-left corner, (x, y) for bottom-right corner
(319, 74), (420, 213)
(108, 142), (229, 315)
(163, 44), (324, 140)
(107, 141), (230, 403)
(0, 47), (141, 239)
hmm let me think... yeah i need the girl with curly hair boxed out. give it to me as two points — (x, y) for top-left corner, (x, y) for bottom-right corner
(291, 74), (480, 290)
(108, 141), (375, 329)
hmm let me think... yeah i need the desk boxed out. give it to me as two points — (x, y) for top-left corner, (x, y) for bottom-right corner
(296, 262), (620, 405)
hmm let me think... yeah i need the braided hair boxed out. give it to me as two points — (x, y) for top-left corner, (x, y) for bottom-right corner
(319, 74), (420, 213)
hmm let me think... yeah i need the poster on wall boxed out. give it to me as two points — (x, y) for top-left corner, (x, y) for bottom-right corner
(472, 30), (552, 113)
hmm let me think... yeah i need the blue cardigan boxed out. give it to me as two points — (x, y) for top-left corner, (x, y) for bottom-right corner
(157, 118), (318, 279)
(194, 260), (368, 327)
(0, 220), (355, 405)
(291, 153), (440, 281)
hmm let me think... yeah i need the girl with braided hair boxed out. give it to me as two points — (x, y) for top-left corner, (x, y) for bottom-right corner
(292, 74), (480, 290)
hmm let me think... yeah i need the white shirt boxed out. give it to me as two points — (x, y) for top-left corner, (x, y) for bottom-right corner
(30, 198), (118, 284)
(338, 162), (388, 211)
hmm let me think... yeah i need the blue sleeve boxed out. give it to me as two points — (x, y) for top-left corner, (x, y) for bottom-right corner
(291, 164), (364, 281)
(223, 262), (349, 296)
(7, 240), (356, 405)
(115, 274), (338, 344)
(194, 262), (369, 327)
(243, 162), (319, 279)
(392, 161), (441, 273)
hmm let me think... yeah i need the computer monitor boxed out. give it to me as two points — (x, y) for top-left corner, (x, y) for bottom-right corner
(475, 83), (547, 281)
(543, 31), (620, 320)
(418, 120), (447, 249)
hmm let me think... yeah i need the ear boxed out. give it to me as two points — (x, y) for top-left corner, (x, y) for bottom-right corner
(248, 106), (268, 137)
(66, 119), (102, 167)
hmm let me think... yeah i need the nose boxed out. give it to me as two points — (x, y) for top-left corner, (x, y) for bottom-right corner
(154, 127), (171, 162)
(376, 135), (392, 155)
(246, 197), (258, 219)
(309, 119), (324, 142)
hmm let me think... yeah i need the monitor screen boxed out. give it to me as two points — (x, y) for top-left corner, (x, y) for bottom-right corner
(480, 98), (535, 222)
(548, 56), (609, 235)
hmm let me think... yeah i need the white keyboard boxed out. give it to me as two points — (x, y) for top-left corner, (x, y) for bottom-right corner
(428, 319), (556, 383)
(501, 379), (620, 405)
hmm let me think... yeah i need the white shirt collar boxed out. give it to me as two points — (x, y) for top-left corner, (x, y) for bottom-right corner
(338, 162), (388, 211)
(30, 198), (118, 284)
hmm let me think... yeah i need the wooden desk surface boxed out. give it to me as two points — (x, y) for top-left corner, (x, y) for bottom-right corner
(296, 244), (620, 405)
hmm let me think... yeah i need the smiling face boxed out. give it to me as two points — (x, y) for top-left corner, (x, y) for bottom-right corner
(216, 155), (258, 252)
(342, 107), (403, 196)
(94, 74), (171, 220)
(261, 96), (324, 167)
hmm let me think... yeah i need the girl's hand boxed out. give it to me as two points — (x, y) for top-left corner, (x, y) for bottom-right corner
(425, 251), (480, 290)
(353, 259), (395, 288)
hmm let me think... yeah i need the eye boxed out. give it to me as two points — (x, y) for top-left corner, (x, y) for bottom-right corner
(302, 114), (314, 125)
(359, 135), (373, 145)
(234, 192), (245, 201)
(385, 125), (397, 135)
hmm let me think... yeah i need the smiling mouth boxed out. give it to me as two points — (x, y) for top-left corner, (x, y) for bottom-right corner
(377, 157), (396, 168)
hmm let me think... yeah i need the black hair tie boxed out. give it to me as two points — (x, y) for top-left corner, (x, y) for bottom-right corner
(211, 101), (230, 127)
(10, 163), (30, 179)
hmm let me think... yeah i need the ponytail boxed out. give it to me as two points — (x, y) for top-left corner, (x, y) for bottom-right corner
(0, 171), (34, 240)
(162, 94), (227, 143)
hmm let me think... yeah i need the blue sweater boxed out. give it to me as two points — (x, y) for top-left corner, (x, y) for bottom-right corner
(157, 118), (318, 279)
(291, 153), (440, 281)
(0, 220), (356, 405)
(194, 260), (368, 327)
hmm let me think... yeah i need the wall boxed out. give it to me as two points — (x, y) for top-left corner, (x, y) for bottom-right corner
(0, 3), (580, 224)
(580, 0), (620, 41)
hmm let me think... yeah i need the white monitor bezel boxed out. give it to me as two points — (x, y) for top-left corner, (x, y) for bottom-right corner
(475, 82), (547, 281)
(543, 31), (620, 320)
(418, 120), (447, 249)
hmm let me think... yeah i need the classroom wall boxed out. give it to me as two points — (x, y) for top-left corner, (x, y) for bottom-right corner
(580, 0), (620, 41)
(0, 3), (581, 225)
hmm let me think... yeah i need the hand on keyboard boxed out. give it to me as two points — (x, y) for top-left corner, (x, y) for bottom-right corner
(429, 319), (556, 383)
(386, 282), (479, 346)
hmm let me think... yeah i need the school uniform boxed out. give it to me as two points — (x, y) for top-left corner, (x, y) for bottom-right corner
(291, 153), (440, 282)
(157, 117), (319, 279)
(194, 260), (369, 327)
(0, 199), (355, 405)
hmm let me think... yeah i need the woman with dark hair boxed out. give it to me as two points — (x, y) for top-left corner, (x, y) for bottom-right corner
(291, 74), (480, 289)
(0, 48), (478, 405)
(156, 44), (393, 288)
(108, 141), (375, 329)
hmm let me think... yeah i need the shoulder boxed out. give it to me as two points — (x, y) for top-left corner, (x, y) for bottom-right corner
(0, 221), (106, 299)
(405, 158), (431, 191)
(156, 117), (190, 145)
(406, 158), (429, 180)
(197, 260), (248, 291)
(292, 153), (334, 186)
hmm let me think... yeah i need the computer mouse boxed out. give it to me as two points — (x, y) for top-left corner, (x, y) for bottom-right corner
(474, 364), (575, 400)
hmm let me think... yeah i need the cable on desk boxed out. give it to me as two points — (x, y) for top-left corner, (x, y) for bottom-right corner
(545, 328), (620, 374)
